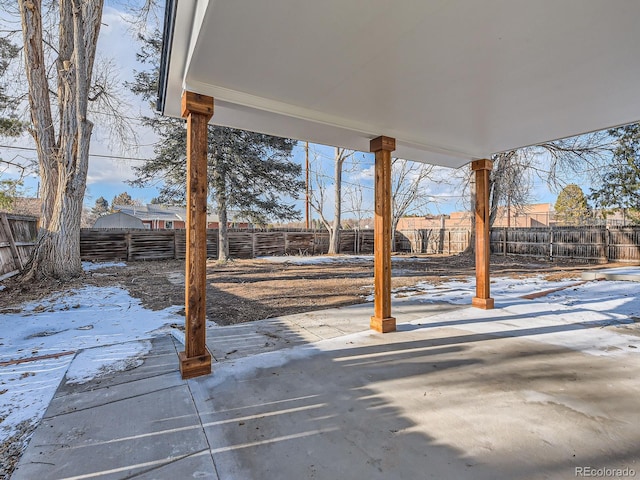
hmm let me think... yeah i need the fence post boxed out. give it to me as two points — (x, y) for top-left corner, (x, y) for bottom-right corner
(173, 231), (176, 259)
(549, 227), (554, 261)
(502, 228), (507, 256)
(605, 225), (610, 263)
(284, 231), (288, 255)
(173, 230), (178, 259)
(125, 232), (132, 262)
(252, 230), (257, 258)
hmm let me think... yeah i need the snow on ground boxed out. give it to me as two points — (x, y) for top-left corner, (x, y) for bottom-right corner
(405, 274), (640, 358)
(598, 267), (640, 276)
(82, 261), (126, 271)
(0, 283), (182, 440)
(259, 254), (424, 265)
(364, 274), (583, 303)
(259, 254), (372, 264)
(201, 275), (640, 395)
(2, 261), (640, 451)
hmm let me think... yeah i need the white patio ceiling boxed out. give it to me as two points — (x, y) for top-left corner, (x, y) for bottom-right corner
(160, 0), (640, 168)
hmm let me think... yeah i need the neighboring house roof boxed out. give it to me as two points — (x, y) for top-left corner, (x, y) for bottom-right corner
(0, 197), (42, 218)
(113, 204), (251, 225)
(113, 204), (188, 222)
(93, 212), (145, 229)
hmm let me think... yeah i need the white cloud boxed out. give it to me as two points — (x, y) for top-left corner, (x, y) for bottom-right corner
(86, 157), (138, 185)
(350, 165), (375, 182)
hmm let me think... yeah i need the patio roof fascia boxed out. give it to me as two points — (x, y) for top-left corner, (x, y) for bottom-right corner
(155, 0), (176, 115)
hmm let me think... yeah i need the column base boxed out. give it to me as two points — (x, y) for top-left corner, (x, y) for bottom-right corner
(178, 349), (212, 379)
(472, 297), (495, 310)
(370, 316), (396, 333)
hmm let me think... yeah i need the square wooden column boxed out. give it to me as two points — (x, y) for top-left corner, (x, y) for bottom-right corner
(179, 91), (214, 378)
(370, 136), (396, 333)
(471, 159), (494, 310)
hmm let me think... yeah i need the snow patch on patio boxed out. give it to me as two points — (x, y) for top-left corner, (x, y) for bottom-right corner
(0, 286), (182, 439)
(196, 343), (320, 389)
(65, 340), (152, 385)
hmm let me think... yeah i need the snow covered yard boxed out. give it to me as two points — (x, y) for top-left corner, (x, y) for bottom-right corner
(0, 263), (184, 476)
(2, 258), (640, 478)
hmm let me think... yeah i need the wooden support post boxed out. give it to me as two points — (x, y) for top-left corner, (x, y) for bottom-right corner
(179, 91), (214, 379)
(471, 159), (494, 309)
(370, 136), (396, 333)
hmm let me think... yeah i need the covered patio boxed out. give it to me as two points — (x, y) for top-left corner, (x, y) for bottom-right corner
(13, 283), (640, 479)
(157, 0), (640, 379)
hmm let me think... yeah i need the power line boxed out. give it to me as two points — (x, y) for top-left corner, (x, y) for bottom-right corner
(0, 144), (153, 162)
(307, 166), (468, 199)
(1, 143), (470, 199)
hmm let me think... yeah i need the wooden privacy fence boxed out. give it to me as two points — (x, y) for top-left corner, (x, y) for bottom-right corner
(0, 213), (38, 280)
(78, 226), (640, 263)
(395, 229), (471, 254)
(80, 228), (378, 262)
(491, 226), (640, 262)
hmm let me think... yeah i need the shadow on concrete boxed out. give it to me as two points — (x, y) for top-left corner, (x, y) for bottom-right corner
(13, 291), (640, 479)
(188, 304), (640, 480)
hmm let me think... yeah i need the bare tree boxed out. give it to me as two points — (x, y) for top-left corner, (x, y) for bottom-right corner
(488, 151), (534, 226)
(461, 132), (612, 253)
(9, 0), (142, 280)
(344, 183), (368, 228)
(308, 148), (329, 230)
(344, 183), (371, 253)
(390, 158), (436, 248)
(490, 134), (610, 227)
(15, 0), (105, 280)
(309, 147), (353, 254)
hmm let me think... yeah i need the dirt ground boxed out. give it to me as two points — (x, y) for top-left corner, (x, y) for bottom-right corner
(0, 253), (618, 325)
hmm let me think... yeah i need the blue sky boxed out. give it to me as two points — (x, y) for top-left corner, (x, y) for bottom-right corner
(0, 2), (587, 220)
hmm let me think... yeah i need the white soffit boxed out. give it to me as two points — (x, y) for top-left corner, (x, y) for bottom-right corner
(163, 0), (640, 168)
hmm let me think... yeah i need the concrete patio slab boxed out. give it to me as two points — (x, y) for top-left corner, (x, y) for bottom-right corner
(12, 336), (215, 480)
(190, 318), (640, 480)
(207, 298), (462, 362)
(13, 301), (640, 480)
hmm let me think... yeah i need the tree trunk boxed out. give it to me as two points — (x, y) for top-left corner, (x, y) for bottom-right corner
(391, 218), (399, 252)
(464, 166), (476, 255)
(217, 190), (229, 263)
(18, 0), (103, 281)
(328, 148), (343, 254)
